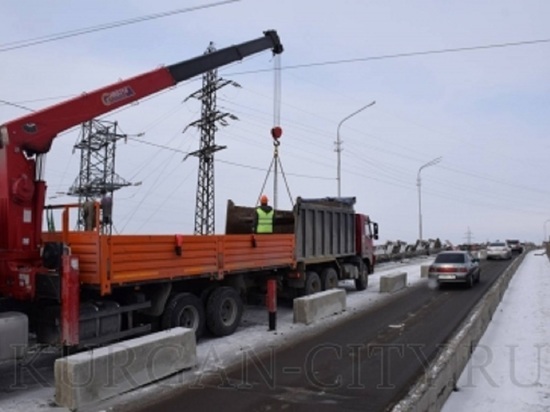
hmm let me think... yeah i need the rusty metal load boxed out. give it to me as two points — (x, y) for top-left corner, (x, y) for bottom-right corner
(225, 200), (294, 234)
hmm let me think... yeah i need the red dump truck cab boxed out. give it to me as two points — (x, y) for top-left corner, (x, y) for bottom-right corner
(355, 213), (379, 266)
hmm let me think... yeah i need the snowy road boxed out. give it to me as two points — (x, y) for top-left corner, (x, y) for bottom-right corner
(115, 258), (514, 412)
(2, 253), (543, 412)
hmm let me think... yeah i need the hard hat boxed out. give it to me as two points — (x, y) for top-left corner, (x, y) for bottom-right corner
(260, 195), (268, 205)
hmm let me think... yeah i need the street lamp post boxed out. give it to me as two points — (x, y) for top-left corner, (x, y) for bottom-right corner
(336, 101), (376, 197)
(417, 157), (442, 243)
(543, 219), (550, 245)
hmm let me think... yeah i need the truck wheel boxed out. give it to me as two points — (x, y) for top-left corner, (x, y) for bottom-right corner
(320, 268), (338, 290)
(206, 287), (243, 337)
(355, 263), (369, 291)
(200, 284), (219, 306)
(302, 271), (321, 296)
(162, 293), (205, 339)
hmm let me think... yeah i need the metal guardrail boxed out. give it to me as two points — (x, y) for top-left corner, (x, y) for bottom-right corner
(375, 240), (536, 264)
(374, 239), (444, 264)
(392, 246), (531, 411)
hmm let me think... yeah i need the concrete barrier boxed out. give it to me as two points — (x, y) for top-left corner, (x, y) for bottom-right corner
(380, 271), (407, 293)
(293, 289), (346, 325)
(0, 312), (28, 362)
(392, 252), (526, 412)
(55, 327), (197, 410)
(420, 265), (430, 278)
(470, 250), (487, 260)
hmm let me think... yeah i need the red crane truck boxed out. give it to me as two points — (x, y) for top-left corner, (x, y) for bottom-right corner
(0, 30), (284, 351)
(0, 30), (378, 354)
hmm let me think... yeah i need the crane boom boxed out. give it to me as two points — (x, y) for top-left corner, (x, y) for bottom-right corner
(1, 30), (282, 155)
(0, 30), (283, 300)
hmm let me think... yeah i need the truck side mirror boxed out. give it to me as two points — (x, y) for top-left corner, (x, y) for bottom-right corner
(373, 222), (379, 240)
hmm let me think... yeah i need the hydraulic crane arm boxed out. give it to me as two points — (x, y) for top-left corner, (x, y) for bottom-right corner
(1, 30), (283, 155)
(0, 30), (283, 300)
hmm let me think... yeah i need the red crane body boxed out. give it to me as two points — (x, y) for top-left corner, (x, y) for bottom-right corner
(0, 30), (283, 301)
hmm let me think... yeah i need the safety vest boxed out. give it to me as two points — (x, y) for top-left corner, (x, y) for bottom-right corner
(256, 208), (274, 233)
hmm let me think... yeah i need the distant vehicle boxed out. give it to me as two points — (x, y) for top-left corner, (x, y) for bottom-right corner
(486, 242), (512, 260)
(428, 251), (481, 288)
(458, 243), (482, 252)
(506, 239), (523, 254)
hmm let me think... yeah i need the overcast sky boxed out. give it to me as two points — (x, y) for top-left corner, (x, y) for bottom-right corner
(1, 1), (550, 245)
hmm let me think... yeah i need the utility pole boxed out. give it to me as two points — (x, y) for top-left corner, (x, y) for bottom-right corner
(335, 101), (376, 197)
(543, 219), (550, 245)
(68, 119), (131, 234)
(184, 42), (239, 235)
(464, 226), (474, 245)
(417, 157), (441, 243)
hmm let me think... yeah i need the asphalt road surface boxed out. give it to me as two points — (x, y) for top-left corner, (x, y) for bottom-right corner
(123, 258), (515, 412)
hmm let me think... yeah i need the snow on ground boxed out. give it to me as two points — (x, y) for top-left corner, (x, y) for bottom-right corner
(6, 252), (550, 412)
(443, 250), (550, 412)
(0, 258), (431, 412)
(96, 258), (433, 411)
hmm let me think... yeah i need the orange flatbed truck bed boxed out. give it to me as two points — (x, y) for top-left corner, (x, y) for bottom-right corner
(43, 220), (295, 296)
(36, 204), (296, 345)
(32, 197), (376, 347)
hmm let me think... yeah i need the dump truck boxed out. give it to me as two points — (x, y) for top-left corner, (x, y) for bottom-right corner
(226, 197), (379, 295)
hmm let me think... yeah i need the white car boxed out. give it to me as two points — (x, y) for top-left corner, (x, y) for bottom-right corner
(486, 242), (512, 260)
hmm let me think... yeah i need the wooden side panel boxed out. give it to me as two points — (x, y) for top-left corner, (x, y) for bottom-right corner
(43, 232), (295, 294)
(107, 235), (219, 284)
(222, 234), (295, 272)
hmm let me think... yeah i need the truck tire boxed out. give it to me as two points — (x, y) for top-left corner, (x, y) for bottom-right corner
(355, 263), (369, 291)
(206, 287), (243, 337)
(200, 284), (219, 306)
(302, 271), (321, 296)
(320, 268), (338, 290)
(162, 293), (205, 339)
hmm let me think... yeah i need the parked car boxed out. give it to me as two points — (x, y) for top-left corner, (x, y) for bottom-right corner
(486, 242), (512, 260)
(428, 251), (481, 288)
(506, 239), (523, 254)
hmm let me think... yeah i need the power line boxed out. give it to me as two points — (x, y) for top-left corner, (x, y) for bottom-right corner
(438, 164), (550, 196)
(0, 99), (34, 112)
(219, 92), (550, 201)
(125, 136), (333, 180)
(0, 0), (240, 53)
(3, 36), (547, 112)
(0, 94), (74, 106)
(228, 38), (550, 75)
(217, 159), (333, 180)
(3, 29), (548, 205)
(3, 29), (540, 112)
